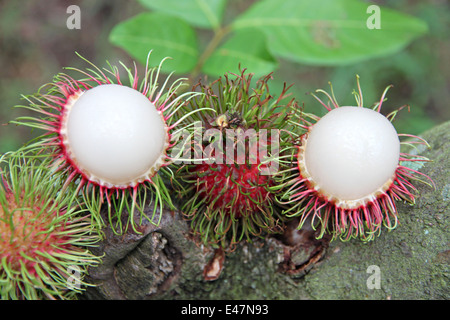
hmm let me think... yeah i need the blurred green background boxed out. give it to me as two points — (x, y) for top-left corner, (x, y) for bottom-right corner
(0, 0), (448, 154)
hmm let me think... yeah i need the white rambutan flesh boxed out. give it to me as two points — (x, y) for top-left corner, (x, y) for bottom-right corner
(60, 84), (168, 188)
(301, 106), (400, 205)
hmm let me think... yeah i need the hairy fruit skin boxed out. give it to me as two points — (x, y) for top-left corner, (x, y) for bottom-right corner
(1, 193), (68, 277)
(176, 71), (294, 249)
(0, 153), (101, 300)
(277, 77), (434, 242)
(193, 162), (272, 218)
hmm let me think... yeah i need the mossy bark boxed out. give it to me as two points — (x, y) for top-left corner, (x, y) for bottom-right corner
(84, 121), (449, 300)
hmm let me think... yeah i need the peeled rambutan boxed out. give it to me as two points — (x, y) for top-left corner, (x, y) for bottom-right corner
(11, 52), (200, 233)
(175, 70), (295, 249)
(277, 76), (434, 241)
(0, 152), (101, 299)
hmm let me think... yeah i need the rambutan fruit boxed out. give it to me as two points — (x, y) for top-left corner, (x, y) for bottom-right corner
(0, 152), (101, 300)
(277, 76), (434, 241)
(11, 52), (201, 233)
(174, 70), (295, 249)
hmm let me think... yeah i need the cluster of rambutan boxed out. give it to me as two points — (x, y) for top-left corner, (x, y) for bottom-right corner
(1, 52), (433, 298)
(172, 71), (434, 250)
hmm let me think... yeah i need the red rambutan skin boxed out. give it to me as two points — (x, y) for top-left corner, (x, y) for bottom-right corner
(0, 192), (72, 277)
(194, 161), (272, 218)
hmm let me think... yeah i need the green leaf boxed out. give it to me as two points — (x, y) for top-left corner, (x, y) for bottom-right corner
(202, 29), (278, 77)
(232, 0), (428, 66)
(138, 0), (227, 30)
(109, 12), (199, 74)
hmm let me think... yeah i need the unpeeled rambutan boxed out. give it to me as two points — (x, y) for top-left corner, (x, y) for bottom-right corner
(174, 70), (295, 249)
(0, 152), (101, 299)
(11, 52), (201, 233)
(277, 76), (434, 241)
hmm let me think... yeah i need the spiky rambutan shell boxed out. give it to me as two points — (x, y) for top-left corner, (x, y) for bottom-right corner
(174, 70), (296, 249)
(193, 161), (271, 217)
(0, 151), (101, 300)
(277, 76), (434, 241)
(11, 52), (201, 234)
